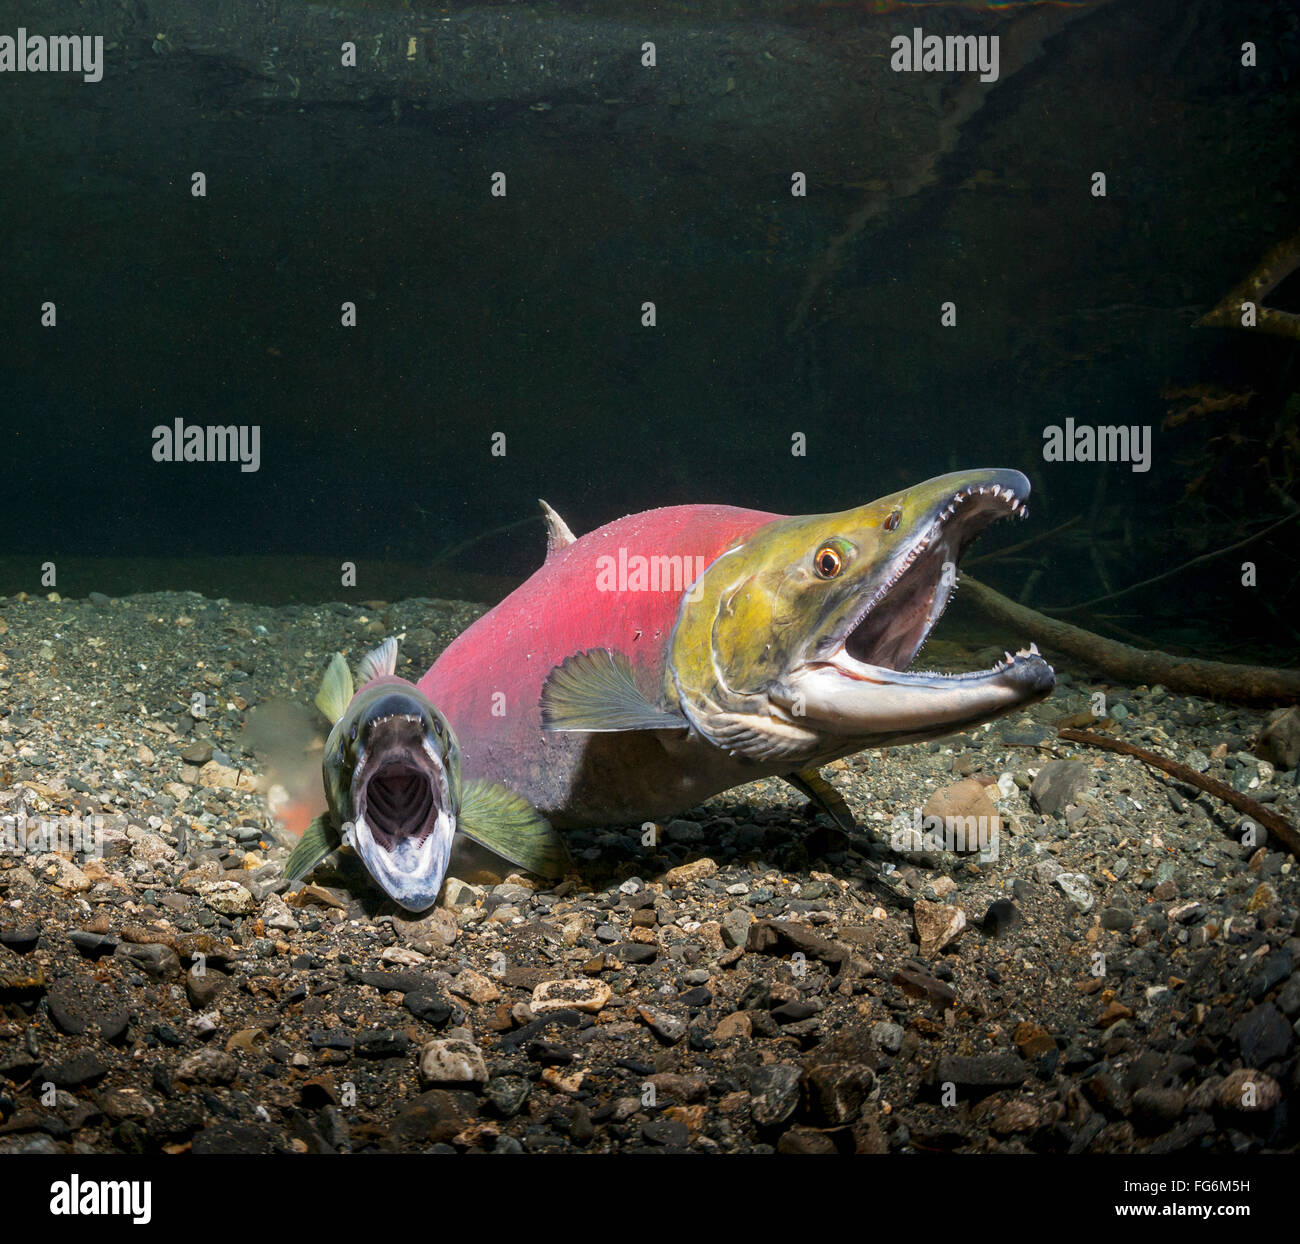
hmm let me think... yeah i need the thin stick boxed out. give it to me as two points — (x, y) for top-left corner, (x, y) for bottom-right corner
(428, 513), (541, 568)
(1057, 727), (1299, 859)
(964, 515), (1082, 568)
(960, 574), (1300, 703)
(1041, 509), (1300, 614)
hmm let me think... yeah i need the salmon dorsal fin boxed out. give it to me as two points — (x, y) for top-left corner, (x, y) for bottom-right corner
(539, 498), (577, 560)
(357, 636), (398, 685)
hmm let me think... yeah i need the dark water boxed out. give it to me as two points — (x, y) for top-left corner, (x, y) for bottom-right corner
(2, 0), (1298, 661)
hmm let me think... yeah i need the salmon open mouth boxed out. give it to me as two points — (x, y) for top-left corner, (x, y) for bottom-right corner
(842, 479), (1030, 674)
(360, 757), (441, 850)
(351, 712), (455, 911)
(780, 470), (1055, 744)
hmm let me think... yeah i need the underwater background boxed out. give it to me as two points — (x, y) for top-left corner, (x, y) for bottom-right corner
(2, 0), (1298, 663)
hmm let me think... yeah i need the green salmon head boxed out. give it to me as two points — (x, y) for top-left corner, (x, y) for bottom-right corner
(669, 469), (1055, 762)
(318, 640), (461, 911)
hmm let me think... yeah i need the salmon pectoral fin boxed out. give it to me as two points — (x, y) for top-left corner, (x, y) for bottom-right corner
(459, 781), (570, 879)
(283, 813), (341, 884)
(784, 769), (858, 836)
(539, 648), (689, 733)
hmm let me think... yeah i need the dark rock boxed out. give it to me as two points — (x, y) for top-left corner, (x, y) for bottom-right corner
(1131, 1086), (1186, 1134)
(181, 741), (214, 765)
(115, 942), (181, 981)
(1083, 1071), (1130, 1117)
(1255, 707), (1300, 771)
(933, 1054), (1027, 1097)
(485, 1076), (530, 1119)
(642, 1118), (689, 1147)
(0, 927), (39, 953)
(390, 1090), (477, 1146)
(981, 899), (1022, 936)
(1100, 907), (1134, 932)
(616, 943), (657, 965)
(804, 1062), (874, 1126)
(45, 978), (130, 1042)
(356, 970), (426, 994)
(69, 931), (118, 959)
(1030, 760), (1092, 816)
(309, 1028), (355, 1051)
(191, 1123), (276, 1154)
(185, 966), (229, 1009)
(1232, 1004), (1293, 1067)
(750, 1064), (801, 1128)
(746, 919), (848, 968)
(356, 1029), (411, 1059)
(772, 999), (819, 1024)
(42, 1050), (108, 1087)
(777, 1126), (838, 1154)
(404, 990), (454, 1027)
(1248, 949), (1293, 1002)
(893, 967), (956, 1006)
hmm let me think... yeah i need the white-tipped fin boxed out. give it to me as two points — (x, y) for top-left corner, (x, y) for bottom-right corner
(357, 636), (399, 685)
(539, 498), (577, 560)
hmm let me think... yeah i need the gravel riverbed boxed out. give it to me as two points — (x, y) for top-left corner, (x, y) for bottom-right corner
(0, 590), (1296, 1154)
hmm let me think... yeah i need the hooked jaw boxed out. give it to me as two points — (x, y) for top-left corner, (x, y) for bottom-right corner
(780, 469), (1055, 743)
(350, 714), (455, 911)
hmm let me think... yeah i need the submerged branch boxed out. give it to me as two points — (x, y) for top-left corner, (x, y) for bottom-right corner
(963, 515), (1081, 568)
(1039, 510), (1300, 615)
(960, 574), (1300, 704)
(1057, 727), (1299, 859)
(1195, 227), (1300, 341)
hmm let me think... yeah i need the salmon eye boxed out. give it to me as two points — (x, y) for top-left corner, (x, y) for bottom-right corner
(884, 507), (902, 532)
(349, 723), (359, 742)
(432, 718), (442, 737)
(814, 545), (843, 578)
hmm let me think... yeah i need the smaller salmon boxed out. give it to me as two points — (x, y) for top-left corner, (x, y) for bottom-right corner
(284, 637), (566, 910)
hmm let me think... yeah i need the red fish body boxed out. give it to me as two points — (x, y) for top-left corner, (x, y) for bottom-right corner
(420, 473), (1055, 832)
(420, 505), (775, 826)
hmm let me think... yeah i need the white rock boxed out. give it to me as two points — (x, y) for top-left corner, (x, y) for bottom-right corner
(35, 854), (90, 893)
(418, 1038), (488, 1086)
(198, 879), (255, 915)
(531, 978), (612, 1014)
(380, 944), (426, 966)
(1054, 872), (1094, 913)
(262, 892), (299, 931)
